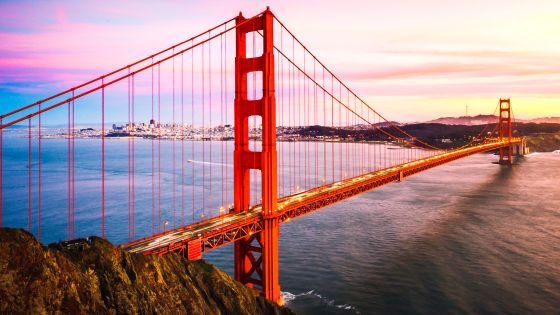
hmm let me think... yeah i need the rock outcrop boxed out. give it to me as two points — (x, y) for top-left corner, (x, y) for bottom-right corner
(0, 228), (294, 315)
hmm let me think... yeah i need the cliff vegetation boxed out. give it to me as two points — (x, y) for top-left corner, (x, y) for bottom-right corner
(0, 228), (293, 315)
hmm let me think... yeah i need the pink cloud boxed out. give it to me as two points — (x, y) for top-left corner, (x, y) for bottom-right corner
(342, 63), (560, 81)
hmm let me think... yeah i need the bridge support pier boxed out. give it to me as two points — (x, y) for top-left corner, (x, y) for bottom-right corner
(512, 138), (528, 156)
(233, 9), (281, 304)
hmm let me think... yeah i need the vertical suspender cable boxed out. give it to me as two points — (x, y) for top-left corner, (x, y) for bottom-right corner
(101, 78), (105, 238)
(220, 32), (224, 215)
(224, 25), (225, 209)
(28, 118), (31, 232)
(127, 69), (131, 239)
(202, 41), (205, 219)
(209, 34), (213, 218)
(252, 32), (257, 205)
(158, 64), (161, 231)
(331, 74), (334, 183)
(151, 58), (155, 235)
(0, 117), (2, 227)
(132, 74), (136, 239)
(172, 49), (176, 228)
(313, 59), (317, 187)
(181, 52), (185, 226)
(191, 40), (195, 222)
(72, 91), (75, 239)
(67, 99), (71, 238)
(38, 104), (41, 240)
(287, 34), (291, 194)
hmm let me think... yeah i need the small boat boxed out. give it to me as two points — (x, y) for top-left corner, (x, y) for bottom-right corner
(553, 150), (560, 155)
(187, 159), (194, 163)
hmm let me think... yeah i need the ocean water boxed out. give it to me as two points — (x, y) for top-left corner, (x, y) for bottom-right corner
(207, 152), (560, 314)
(2, 131), (560, 314)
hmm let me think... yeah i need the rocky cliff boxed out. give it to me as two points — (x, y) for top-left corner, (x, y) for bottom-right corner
(0, 228), (294, 315)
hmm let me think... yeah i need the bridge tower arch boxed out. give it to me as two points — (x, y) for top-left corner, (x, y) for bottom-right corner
(233, 8), (281, 303)
(498, 98), (513, 164)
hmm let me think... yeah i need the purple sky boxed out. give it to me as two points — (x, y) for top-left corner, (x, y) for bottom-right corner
(1, 0), (559, 123)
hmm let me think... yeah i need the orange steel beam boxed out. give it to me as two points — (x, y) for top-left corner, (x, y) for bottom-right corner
(121, 139), (521, 256)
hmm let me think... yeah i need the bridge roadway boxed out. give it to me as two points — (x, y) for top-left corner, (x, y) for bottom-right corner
(120, 138), (522, 256)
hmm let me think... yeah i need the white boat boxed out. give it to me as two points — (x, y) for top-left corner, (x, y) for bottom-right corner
(553, 150), (560, 155)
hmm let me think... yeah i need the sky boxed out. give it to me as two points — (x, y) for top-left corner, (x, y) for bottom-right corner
(1, 0), (560, 124)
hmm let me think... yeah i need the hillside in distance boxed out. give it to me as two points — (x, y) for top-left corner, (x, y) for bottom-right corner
(426, 115), (560, 125)
(427, 114), (498, 125)
(399, 122), (560, 152)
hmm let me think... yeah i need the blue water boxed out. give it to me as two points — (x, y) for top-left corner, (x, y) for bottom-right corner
(2, 130), (413, 243)
(3, 131), (559, 314)
(208, 152), (560, 314)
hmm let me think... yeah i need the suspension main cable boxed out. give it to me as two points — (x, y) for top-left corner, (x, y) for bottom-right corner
(1, 10), (268, 129)
(273, 46), (436, 151)
(271, 15), (444, 151)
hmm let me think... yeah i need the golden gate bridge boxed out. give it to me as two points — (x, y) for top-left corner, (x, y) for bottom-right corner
(0, 8), (524, 304)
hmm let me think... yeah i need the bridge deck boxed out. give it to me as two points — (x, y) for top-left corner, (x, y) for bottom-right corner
(120, 139), (521, 256)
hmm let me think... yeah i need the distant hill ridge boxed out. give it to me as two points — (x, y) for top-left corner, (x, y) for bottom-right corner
(426, 115), (560, 125)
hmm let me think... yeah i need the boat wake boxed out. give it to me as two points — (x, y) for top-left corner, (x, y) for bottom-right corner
(186, 159), (233, 167)
(281, 290), (360, 314)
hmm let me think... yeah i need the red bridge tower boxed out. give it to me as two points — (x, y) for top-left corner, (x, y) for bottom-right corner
(498, 98), (513, 164)
(233, 9), (281, 303)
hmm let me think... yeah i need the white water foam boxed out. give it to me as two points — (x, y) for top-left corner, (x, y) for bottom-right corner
(186, 159), (233, 167)
(281, 290), (360, 314)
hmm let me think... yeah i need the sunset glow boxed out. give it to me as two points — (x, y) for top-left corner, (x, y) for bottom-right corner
(1, 0), (559, 121)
